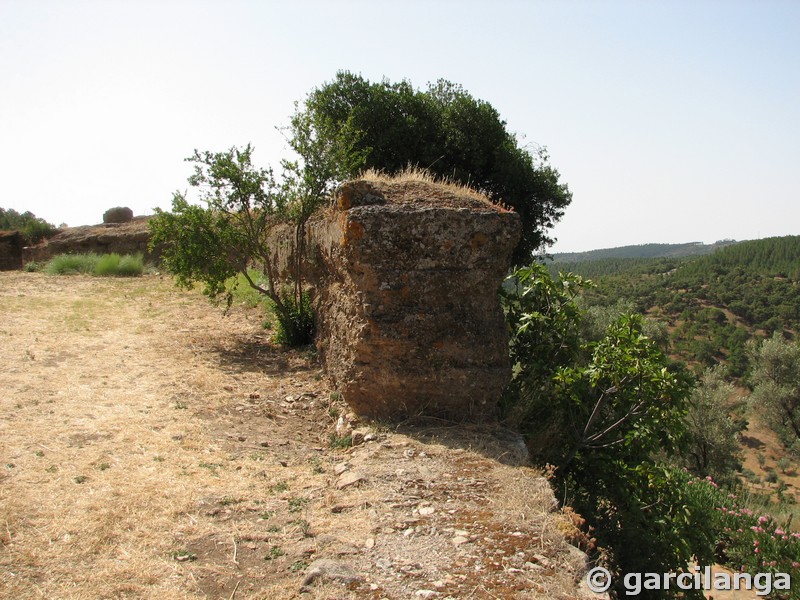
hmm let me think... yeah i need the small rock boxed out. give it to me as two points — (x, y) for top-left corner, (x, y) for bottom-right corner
(375, 557), (392, 569)
(364, 538), (375, 549)
(403, 527), (414, 537)
(333, 462), (349, 476)
(454, 530), (468, 536)
(302, 559), (362, 587)
(364, 433), (377, 442)
(418, 506), (435, 516)
(452, 536), (469, 546)
(351, 428), (369, 446)
(415, 591), (439, 598)
(336, 471), (366, 490)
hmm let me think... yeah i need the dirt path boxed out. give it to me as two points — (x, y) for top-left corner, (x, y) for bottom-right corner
(0, 272), (326, 598)
(0, 272), (586, 600)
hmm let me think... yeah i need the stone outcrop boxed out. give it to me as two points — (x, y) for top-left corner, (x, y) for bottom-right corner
(295, 177), (521, 420)
(22, 217), (157, 264)
(0, 231), (23, 271)
(103, 206), (134, 224)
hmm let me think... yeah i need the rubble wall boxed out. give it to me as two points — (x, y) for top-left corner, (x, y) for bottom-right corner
(0, 231), (23, 271)
(302, 179), (521, 420)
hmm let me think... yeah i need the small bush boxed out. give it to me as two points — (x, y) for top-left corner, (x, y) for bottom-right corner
(45, 253), (143, 277)
(46, 253), (99, 275)
(94, 253), (144, 277)
(23, 261), (45, 272)
(273, 291), (314, 347)
(94, 253), (122, 276)
(116, 253), (144, 276)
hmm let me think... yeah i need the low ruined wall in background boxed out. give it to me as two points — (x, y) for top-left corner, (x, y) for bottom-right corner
(283, 178), (521, 421)
(0, 231), (23, 271)
(22, 217), (158, 264)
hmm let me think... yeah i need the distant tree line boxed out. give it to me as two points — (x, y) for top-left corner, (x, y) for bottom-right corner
(551, 236), (800, 375)
(0, 207), (57, 244)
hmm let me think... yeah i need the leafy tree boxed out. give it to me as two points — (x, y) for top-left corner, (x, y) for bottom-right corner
(148, 145), (315, 346)
(749, 333), (800, 451)
(288, 71), (572, 263)
(680, 366), (745, 482)
(503, 264), (713, 597)
(0, 207), (57, 244)
(500, 264), (585, 442)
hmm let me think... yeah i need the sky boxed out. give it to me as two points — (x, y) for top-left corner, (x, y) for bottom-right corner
(1, 0), (798, 253)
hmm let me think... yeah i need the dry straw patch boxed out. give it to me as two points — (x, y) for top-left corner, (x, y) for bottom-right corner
(357, 167), (511, 211)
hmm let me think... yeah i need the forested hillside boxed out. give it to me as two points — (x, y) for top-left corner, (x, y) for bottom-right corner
(550, 239), (737, 263)
(550, 235), (800, 374)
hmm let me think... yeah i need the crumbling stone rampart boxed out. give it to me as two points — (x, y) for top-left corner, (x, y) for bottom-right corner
(22, 218), (157, 264)
(0, 231), (23, 271)
(296, 178), (521, 420)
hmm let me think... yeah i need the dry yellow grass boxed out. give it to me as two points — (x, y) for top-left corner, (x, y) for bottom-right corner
(0, 272), (587, 600)
(357, 167), (508, 210)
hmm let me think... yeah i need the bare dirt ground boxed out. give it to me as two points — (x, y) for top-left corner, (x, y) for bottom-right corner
(0, 272), (589, 600)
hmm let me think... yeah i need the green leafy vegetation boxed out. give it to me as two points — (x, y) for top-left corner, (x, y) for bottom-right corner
(150, 74), (573, 350)
(271, 290), (314, 347)
(679, 366), (746, 483)
(681, 473), (799, 597)
(529, 235), (800, 595)
(44, 253), (144, 276)
(148, 146), (317, 347)
(23, 260), (46, 272)
(749, 334), (800, 452)
(0, 207), (58, 244)
(554, 235), (800, 374)
(94, 253), (145, 276)
(264, 546), (285, 560)
(45, 254), (98, 275)
(500, 261), (800, 597)
(502, 264), (708, 596)
(288, 71), (571, 264)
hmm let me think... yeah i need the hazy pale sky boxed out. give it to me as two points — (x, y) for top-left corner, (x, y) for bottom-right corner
(1, 0), (798, 252)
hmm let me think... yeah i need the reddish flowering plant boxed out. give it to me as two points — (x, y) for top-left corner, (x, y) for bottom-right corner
(680, 471), (800, 598)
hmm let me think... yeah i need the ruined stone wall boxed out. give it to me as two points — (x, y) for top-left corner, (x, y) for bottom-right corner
(292, 178), (521, 421)
(22, 218), (158, 264)
(0, 231), (23, 271)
